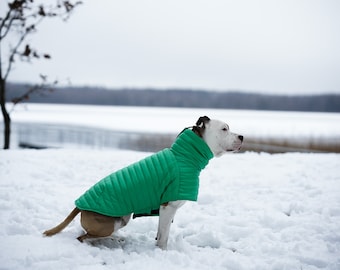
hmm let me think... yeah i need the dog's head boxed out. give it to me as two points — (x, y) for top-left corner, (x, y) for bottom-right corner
(193, 116), (243, 157)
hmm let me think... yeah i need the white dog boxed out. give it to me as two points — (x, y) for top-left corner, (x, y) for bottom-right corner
(44, 116), (243, 250)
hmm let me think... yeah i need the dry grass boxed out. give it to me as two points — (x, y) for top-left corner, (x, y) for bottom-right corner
(243, 137), (340, 153)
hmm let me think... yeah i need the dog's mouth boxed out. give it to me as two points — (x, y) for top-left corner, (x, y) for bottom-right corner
(226, 148), (241, 153)
(226, 144), (242, 153)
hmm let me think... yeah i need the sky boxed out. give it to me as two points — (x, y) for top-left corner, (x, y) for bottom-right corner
(2, 0), (340, 95)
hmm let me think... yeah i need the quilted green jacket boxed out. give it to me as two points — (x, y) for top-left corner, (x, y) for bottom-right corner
(75, 129), (213, 217)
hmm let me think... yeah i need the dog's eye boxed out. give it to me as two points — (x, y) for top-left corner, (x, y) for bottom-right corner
(222, 127), (228, 131)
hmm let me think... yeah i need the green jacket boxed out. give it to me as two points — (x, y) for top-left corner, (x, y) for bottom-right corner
(75, 129), (213, 217)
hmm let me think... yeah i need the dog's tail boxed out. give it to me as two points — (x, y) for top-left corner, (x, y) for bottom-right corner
(43, 208), (80, 237)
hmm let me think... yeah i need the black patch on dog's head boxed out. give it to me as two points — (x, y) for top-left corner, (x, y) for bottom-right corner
(192, 116), (210, 137)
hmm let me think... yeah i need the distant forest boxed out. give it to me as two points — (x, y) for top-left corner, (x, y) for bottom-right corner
(6, 82), (340, 112)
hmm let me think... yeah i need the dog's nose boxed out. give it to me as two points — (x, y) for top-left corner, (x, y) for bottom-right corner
(238, 135), (244, 142)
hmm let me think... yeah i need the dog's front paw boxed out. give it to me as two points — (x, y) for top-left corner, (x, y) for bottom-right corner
(156, 239), (167, 250)
(156, 231), (168, 250)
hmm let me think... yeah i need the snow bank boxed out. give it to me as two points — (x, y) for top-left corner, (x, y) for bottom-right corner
(1, 149), (339, 269)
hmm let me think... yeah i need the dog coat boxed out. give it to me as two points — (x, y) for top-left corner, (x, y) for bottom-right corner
(75, 129), (213, 217)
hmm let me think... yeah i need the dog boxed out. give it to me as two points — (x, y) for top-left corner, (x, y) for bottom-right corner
(43, 116), (243, 250)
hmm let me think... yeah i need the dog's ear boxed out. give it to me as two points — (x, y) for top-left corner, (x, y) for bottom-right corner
(193, 116), (210, 137)
(196, 116), (210, 128)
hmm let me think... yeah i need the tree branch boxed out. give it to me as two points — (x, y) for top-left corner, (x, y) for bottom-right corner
(2, 1), (82, 79)
(0, 7), (16, 40)
(10, 76), (58, 109)
(4, 27), (28, 80)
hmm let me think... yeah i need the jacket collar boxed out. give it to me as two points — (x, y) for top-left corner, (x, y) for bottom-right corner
(171, 129), (213, 170)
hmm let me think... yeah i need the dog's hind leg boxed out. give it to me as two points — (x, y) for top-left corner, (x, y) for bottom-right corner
(77, 233), (96, 242)
(44, 208), (80, 237)
(78, 211), (131, 241)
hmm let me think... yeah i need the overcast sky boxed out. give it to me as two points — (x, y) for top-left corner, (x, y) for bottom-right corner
(4, 0), (340, 94)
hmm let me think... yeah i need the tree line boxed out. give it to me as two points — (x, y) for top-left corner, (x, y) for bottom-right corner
(6, 82), (340, 112)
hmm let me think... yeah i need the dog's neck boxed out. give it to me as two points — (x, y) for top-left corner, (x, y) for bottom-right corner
(172, 129), (213, 169)
(191, 126), (203, 138)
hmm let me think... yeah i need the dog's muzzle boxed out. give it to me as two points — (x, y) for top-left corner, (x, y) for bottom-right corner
(227, 135), (243, 152)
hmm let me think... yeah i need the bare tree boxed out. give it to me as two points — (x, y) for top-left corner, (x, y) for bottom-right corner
(0, 0), (82, 149)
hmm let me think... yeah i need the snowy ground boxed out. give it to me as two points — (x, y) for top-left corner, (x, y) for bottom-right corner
(1, 149), (339, 270)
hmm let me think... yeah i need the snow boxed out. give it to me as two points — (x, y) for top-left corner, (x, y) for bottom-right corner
(1, 104), (340, 269)
(1, 149), (340, 270)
